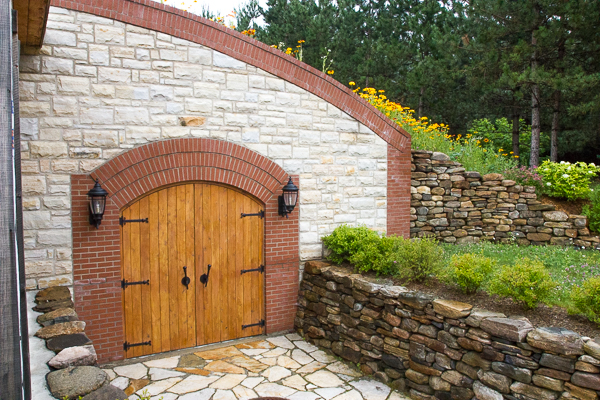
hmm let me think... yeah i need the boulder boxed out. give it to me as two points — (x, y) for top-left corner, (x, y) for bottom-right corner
(432, 299), (472, 319)
(431, 152), (451, 161)
(583, 338), (600, 360)
(47, 333), (93, 353)
(473, 381), (503, 400)
(543, 211), (569, 222)
(81, 384), (128, 400)
(564, 382), (598, 400)
(47, 366), (108, 399)
(465, 309), (506, 328)
(48, 345), (97, 369)
(36, 307), (78, 325)
(304, 260), (330, 275)
(35, 286), (71, 303)
(491, 362), (532, 383)
(480, 317), (533, 342)
(398, 291), (436, 310)
(571, 372), (600, 391)
(36, 321), (85, 339)
(510, 382), (560, 400)
(33, 298), (74, 312)
(483, 173), (504, 181)
(539, 353), (576, 373)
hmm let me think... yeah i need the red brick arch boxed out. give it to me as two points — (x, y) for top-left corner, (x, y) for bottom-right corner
(51, 0), (410, 152)
(71, 139), (299, 362)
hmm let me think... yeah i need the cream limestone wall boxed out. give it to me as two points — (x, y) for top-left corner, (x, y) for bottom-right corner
(19, 7), (388, 289)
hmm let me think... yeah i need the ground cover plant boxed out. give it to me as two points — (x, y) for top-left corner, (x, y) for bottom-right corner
(583, 184), (600, 232)
(323, 226), (600, 322)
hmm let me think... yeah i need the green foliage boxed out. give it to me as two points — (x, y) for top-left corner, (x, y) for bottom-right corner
(538, 160), (600, 200)
(444, 253), (494, 294)
(389, 237), (444, 283)
(489, 258), (557, 310)
(583, 186), (600, 233)
(503, 165), (544, 194)
(467, 118), (550, 167)
(322, 225), (381, 265)
(572, 276), (600, 324)
(348, 235), (397, 275)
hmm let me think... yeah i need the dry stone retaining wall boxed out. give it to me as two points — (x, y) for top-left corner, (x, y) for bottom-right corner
(410, 150), (600, 249)
(296, 261), (600, 400)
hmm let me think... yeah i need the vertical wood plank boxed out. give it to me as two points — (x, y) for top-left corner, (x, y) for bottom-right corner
(219, 186), (229, 341)
(195, 183), (205, 346)
(167, 186), (180, 350)
(158, 188), (170, 352)
(121, 207), (132, 358)
(203, 184), (215, 343)
(185, 184), (196, 348)
(176, 185), (187, 349)
(139, 196), (152, 356)
(129, 202), (142, 357)
(148, 192), (162, 354)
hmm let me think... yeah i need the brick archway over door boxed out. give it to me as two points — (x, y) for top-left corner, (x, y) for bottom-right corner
(71, 138), (298, 362)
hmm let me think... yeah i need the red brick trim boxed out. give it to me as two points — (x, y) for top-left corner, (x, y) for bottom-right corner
(72, 139), (299, 362)
(50, 0), (410, 153)
(387, 141), (412, 238)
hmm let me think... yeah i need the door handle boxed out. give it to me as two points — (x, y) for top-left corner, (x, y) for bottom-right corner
(181, 266), (190, 289)
(200, 264), (211, 287)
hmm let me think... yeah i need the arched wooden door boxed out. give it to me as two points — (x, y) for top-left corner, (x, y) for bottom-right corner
(120, 182), (265, 358)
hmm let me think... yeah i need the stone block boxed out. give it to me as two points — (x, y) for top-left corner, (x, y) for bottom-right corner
(527, 327), (584, 356)
(480, 318), (533, 342)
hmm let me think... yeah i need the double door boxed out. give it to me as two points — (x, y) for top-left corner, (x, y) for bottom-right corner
(120, 182), (265, 358)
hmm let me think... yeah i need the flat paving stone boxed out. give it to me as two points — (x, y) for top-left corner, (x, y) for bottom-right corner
(277, 355), (301, 369)
(178, 388), (215, 399)
(295, 341), (319, 353)
(289, 391), (321, 400)
(327, 361), (363, 377)
(114, 363), (148, 380)
(282, 374), (308, 390)
(332, 389), (364, 400)
(213, 389), (236, 400)
(291, 349), (314, 365)
(209, 374), (246, 390)
(305, 370), (344, 388)
(149, 367), (185, 381)
(316, 387), (347, 399)
(311, 350), (337, 364)
(297, 361), (327, 373)
(266, 336), (295, 349)
(350, 379), (391, 400)
(111, 376), (129, 390)
(204, 360), (245, 374)
(169, 375), (219, 394)
(233, 385), (257, 399)
(241, 376), (264, 389)
(195, 346), (243, 360)
(286, 333), (303, 341)
(144, 356), (180, 369)
(261, 365), (292, 382)
(254, 382), (297, 398)
(227, 354), (268, 373)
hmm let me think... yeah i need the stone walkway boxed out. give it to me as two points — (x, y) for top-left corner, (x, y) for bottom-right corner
(102, 334), (409, 400)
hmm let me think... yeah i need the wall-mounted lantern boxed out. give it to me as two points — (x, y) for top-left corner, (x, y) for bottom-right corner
(87, 179), (108, 229)
(278, 177), (299, 218)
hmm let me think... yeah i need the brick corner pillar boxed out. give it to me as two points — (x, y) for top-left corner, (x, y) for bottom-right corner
(264, 174), (300, 335)
(387, 139), (412, 238)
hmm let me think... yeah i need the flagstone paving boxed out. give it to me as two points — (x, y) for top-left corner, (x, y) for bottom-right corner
(102, 334), (410, 400)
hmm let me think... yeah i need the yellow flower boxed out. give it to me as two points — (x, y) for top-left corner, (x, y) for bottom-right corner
(515, 155), (519, 158)
(349, 82), (356, 86)
(483, 138), (489, 143)
(298, 40), (305, 43)
(327, 70), (334, 75)
(498, 148), (503, 152)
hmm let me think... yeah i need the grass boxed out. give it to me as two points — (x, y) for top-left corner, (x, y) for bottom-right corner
(440, 242), (600, 309)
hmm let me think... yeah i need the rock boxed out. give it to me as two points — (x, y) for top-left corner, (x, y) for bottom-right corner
(49, 345), (97, 369)
(473, 381), (503, 400)
(532, 375), (565, 392)
(462, 351), (491, 370)
(583, 338), (600, 360)
(580, 355), (600, 366)
(33, 298), (74, 312)
(47, 333), (93, 353)
(35, 286), (71, 303)
(40, 315), (79, 327)
(480, 318), (533, 342)
(480, 371), (511, 393)
(432, 299), (472, 319)
(36, 321), (85, 339)
(510, 382), (560, 400)
(527, 328), (584, 356)
(398, 291), (435, 310)
(304, 261), (330, 275)
(576, 361), (600, 373)
(406, 369), (430, 385)
(491, 362), (532, 383)
(483, 173), (504, 181)
(543, 211), (569, 222)
(441, 370), (472, 387)
(571, 372), (600, 391)
(465, 309), (506, 328)
(451, 386), (474, 400)
(564, 382), (598, 400)
(432, 152), (451, 161)
(379, 285), (408, 298)
(535, 368), (572, 381)
(528, 233), (552, 242)
(36, 307), (78, 325)
(353, 278), (381, 294)
(179, 116), (206, 126)
(81, 384), (128, 400)
(47, 366), (108, 399)
(505, 354), (538, 369)
(540, 353), (576, 373)
(430, 376), (451, 391)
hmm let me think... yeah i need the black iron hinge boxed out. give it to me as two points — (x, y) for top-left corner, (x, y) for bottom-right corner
(241, 265), (265, 275)
(121, 279), (149, 289)
(119, 217), (149, 226)
(123, 341), (151, 351)
(240, 210), (264, 219)
(242, 319), (265, 330)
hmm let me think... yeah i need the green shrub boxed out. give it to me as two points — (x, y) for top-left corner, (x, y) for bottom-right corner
(572, 276), (600, 323)
(583, 187), (600, 233)
(388, 237), (444, 283)
(538, 160), (600, 200)
(445, 253), (494, 294)
(322, 225), (381, 265)
(349, 235), (397, 275)
(489, 258), (557, 309)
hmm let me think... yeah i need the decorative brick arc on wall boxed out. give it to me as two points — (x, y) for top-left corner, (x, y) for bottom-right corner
(298, 261), (600, 400)
(72, 138), (299, 362)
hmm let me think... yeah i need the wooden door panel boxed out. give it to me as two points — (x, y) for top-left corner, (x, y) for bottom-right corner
(122, 182), (264, 358)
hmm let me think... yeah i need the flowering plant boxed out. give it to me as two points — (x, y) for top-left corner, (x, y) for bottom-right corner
(538, 160), (600, 200)
(503, 165), (544, 194)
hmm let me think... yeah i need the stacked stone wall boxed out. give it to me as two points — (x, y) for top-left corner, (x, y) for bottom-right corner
(296, 261), (600, 400)
(410, 150), (600, 249)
